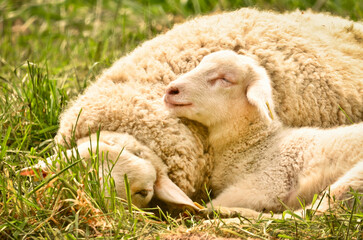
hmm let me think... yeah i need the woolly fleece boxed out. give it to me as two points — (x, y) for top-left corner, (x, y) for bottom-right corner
(56, 8), (363, 203)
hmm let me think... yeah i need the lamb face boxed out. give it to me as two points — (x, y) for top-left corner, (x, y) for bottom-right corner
(105, 146), (157, 208)
(22, 131), (199, 210)
(164, 50), (274, 128)
(75, 132), (199, 210)
(75, 132), (161, 208)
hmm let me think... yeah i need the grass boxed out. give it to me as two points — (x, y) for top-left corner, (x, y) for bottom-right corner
(1, 0), (362, 239)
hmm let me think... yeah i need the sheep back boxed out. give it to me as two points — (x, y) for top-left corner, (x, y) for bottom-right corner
(100, 8), (362, 127)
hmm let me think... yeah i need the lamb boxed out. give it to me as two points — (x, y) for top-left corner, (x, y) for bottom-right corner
(164, 50), (363, 217)
(22, 131), (200, 210)
(53, 8), (362, 210)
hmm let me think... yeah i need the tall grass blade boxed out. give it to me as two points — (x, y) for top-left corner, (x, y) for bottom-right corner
(338, 105), (354, 124)
(124, 174), (133, 216)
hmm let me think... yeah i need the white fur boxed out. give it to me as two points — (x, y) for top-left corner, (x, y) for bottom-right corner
(165, 50), (363, 217)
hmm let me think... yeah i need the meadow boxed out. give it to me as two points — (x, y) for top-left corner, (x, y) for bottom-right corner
(0, 0), (362, 239)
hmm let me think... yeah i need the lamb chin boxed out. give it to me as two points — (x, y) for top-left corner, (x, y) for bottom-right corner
(169, 105), (193, 117)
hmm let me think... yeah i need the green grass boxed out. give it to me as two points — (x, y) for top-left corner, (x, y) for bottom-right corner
(1, 0), (362, 239)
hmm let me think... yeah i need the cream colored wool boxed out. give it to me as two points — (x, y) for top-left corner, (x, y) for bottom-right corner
(165, 50), (363, 217)
(55, 8), (362, 205)
(97, 8), (363, 127)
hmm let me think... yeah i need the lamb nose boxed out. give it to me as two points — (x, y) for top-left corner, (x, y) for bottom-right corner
(167, 86), (180, 95)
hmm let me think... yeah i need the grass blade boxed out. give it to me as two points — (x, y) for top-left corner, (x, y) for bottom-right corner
(26, 159), (82, 197)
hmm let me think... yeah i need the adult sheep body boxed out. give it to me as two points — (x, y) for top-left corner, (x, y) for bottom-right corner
(55, 9), (363, 206)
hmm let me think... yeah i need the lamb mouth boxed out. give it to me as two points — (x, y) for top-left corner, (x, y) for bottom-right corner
(166, 101), (192, 108)
(164, 96), (192, 108)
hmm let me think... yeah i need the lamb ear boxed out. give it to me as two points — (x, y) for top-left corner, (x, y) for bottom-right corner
(246, 65), (275, 123)
(154, 174), (199, 211)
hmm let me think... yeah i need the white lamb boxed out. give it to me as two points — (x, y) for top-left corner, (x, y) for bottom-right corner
(21, 131), (199, 210)
(164, 50), (363, 217)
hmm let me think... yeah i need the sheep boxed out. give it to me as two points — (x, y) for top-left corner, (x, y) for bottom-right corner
(22, 131), (200, 210)
(164, 50), (363, 218)
(54, 8), (362, 210)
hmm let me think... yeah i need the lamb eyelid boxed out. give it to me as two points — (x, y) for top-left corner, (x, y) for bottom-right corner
(208, 77), (234, 86)
(135, 190), (149, 198)
(209, 77), (228, 83)
(218, 77), (235, 85)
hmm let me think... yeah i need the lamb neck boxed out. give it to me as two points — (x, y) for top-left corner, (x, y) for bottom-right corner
(208, 117), (282, 153)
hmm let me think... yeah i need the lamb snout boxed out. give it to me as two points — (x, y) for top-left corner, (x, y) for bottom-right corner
(164, 82), (192, 108)
(166, 85), (180, 96)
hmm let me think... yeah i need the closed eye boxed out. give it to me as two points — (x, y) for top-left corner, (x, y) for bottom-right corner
(134, 189), (150, 198)
(209, 77), (234, 86)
